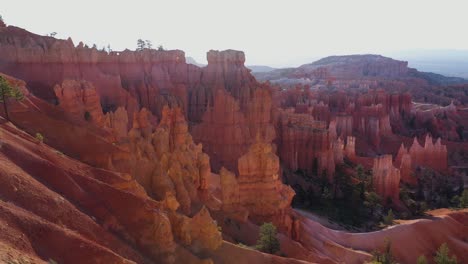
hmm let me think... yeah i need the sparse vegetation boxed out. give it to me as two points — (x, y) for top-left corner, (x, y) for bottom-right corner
(136, 39), (146, 51)
(434, 243), (457, 264)
(0, 75), (24, 121)
(145, 40), (153, 49)
(35, 133), (44, 143)
(459, 189), (468, 208)
(84, 111), (91, 121)
(255, 222), (280, 254)
(383, 209), (394, 226)
(417, 255), (428, 264)
(369, 239), (397, 264)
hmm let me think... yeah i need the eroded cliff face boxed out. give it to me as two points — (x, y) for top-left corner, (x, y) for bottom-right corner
(395, 134), (448, 186)
(192, 88), (275, 172)
(0, 118), (221, 264)
(219, 138), (295, 235)
(0, 26), (263, 126)
(372, 155), (401, 204)
(54, 79), (105, 125)
(122, 106), (212, 215)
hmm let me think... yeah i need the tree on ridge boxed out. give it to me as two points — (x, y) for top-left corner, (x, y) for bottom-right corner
(0, 75), (24, 122)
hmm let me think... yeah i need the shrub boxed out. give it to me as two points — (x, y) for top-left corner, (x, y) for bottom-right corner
(417, 255), (428, 264)
(84, 111), (91, 121)
(434, 243), (457, 264)
(255, 222), (280, 254)
(383, 209), (394, 226)
(460, 189), (468, 208)
(35, 133), (44, 143)
(370, 239), (396, 264)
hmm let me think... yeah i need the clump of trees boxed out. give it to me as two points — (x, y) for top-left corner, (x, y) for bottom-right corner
(451, 188), (468, 208)
(0, 75), (24, 121)
(255, 222), (280, 254)
(369, 239), (397, 264)
(136, 39), (164, 51)
(434, 243), (458, 264)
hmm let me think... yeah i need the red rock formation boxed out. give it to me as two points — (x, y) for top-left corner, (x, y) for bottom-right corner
(295, 208), (468, 264)
(335, 115), (353, 138)
(395, 135), (448, 181)
(192, 87), (275, 172)
(344, 136), (357, 161)
(103, 107), (129, 141)
(126, 106), (211, 215)
(192, 89), (250, 172)
(54, 79), (104, 125)
(372, 155), (401, 203)
(0, 119), (222, 263)
(237, 138), (295, 234)
(274, 109), (330, 175)
(395, 144), (415, 185)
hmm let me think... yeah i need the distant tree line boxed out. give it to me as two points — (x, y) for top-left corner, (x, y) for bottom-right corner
(136, 39), (164, 51)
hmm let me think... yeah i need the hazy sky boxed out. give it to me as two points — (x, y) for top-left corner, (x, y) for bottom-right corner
(2, 0), (468, 67)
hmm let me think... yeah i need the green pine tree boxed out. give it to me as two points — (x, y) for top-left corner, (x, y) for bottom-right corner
(0, 75), (24, 121)
(255, 222), (280, 254)
(434, 243), (457, 264)
(383, 209), (394, 226)
(460, 189), (468, 208)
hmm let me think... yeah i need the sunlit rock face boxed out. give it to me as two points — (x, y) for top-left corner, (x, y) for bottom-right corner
(125, 106), (212, 215)
(54, 79), (105, 125)
(218, 137), (295, 235)
(192, 88), (275, 172)
(396, 134), (448, 186)
(372, 155), (401, 204)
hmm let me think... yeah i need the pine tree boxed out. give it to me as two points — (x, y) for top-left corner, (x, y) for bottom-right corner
(371, 239), (396, 264)
(255, 222), (280, 254)
(0, 76), (24, 121)
(434, 243), (457, 264)
(383, 209), (394, 225)
(136, 39), (146, 51)
(460, 189), (468, 208)
(145, 40), (153, 49)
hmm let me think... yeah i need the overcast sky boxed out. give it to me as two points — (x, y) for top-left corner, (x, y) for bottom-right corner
(2, 0), (468, 67)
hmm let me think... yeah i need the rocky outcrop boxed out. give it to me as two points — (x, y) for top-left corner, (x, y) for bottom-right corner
(237, 138), (295, 234)
(395, 135), (448, 185)
(344, 136), (356, 161)
(103, 107), (129, 141)
(54, 79), (105, 124)
(125, 106), (211, 215)
(274, 109), (330, 174)
(372, 155), (401, 204)
(192, 88), (275, 172)
(192, 89), (250, 172)
(0, 26), (257, 124)
(0, 119), (221, 264)
(395, 144), (414, 185)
